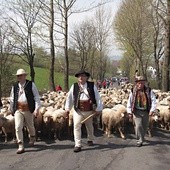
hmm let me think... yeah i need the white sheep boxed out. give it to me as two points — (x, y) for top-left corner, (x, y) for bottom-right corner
(102, 104), (127, 139)
(0, 115), (16, 143)
(156, 105), (170, 130)
(147, 109), (160, 137)
(51, 109), (68, 140)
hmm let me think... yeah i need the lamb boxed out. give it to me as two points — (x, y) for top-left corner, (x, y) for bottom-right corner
(42, 108), (56, 139)
(156, 105), (170, 130)
(102, 104), (127, 139)
(67, 108), (74, 138)
(51, 109), (68, 140)
(147, 109), (160, 137)
(34, 109), (44, 141)
(42, 108), (68, 140)
(0, 115), (16, 143)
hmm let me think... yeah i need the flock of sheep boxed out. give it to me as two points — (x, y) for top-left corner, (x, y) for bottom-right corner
(0, 83), (170, 144)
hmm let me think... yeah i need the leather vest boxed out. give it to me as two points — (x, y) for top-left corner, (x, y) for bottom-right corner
(13, 80), (35, 113)
(73, 81), (96, 111)
(0, 99), (2, 107)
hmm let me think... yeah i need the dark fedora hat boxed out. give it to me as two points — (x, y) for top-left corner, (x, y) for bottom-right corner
(75, 70), (90, 77)
(135, 76), (146, 82)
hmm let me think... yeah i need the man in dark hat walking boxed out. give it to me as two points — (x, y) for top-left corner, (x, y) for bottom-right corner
(127, 76), (156, 147)
(65, 70), (103, 152)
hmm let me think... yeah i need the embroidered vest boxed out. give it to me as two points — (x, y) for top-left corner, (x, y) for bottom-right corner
(131, 86), (151, 113)
(73, 81), (96, 111)
(13, 80), (35, 113)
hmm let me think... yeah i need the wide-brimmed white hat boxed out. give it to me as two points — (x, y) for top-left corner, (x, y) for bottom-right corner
(15, 69), (27, 76)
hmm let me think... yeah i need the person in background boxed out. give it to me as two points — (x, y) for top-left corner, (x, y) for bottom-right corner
(127, 76), (156, 147)
(10, 68), (41, 154)
(65, 70), (103, 153)
(102, 79), (106, 89)
(56, 84), (62, 92)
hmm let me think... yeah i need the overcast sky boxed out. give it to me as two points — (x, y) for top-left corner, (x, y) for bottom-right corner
(69, 0), (123, 60)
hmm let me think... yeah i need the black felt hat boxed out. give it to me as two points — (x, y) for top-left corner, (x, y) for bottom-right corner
(75, 70), (90, 77)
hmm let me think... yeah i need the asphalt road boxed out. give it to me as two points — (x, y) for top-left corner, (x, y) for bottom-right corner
(0, 127), (169, 170)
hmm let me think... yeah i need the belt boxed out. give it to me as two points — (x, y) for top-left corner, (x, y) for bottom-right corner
(18, 102), (29, 112)
(78, 100), (93, 111)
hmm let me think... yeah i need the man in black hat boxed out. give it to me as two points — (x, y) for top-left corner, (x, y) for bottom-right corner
(127, 76), (156, 147)
(65, 70), (103, 152)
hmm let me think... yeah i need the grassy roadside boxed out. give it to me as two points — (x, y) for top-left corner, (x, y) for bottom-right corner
(20, 66), (77, 92)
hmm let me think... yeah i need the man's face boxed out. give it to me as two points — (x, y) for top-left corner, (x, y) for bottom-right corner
(136, 80), (145, 90)
(78, 74), (88, 84)
(17, 74), (26, 82)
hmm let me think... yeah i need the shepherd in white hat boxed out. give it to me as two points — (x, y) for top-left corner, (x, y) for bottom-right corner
(10, 68), (41, 154)
(15, 68), (28, 76)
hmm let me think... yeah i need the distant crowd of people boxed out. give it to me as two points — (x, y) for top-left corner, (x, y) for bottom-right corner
(96, 78), (118, 89)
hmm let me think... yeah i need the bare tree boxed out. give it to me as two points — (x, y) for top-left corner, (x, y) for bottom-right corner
(0, 24), (15, 97)
(56, 0), (113, 91)
(56, 0), (76, 91)
(70, 21), (97, 71)
(49, 0), (55, 91)
(5, 0), (43, 82)
(93, 5), (112, 80)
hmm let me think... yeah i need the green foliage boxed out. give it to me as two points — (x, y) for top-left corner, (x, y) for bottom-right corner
(33, 46), (50, 68)
(20, 66), (76, 92)
(148, 79), (158, 89)
(1, 66), (16, 97)
(29, 67), (77, 92)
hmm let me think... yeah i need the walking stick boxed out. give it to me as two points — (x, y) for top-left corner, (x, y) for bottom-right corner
(81, 113), (96, 124)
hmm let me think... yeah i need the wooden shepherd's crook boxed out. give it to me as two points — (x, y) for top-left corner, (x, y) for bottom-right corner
(81, 113), (96, 124)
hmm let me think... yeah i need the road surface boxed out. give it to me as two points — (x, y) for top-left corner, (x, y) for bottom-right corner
(0, 127), (169, 170)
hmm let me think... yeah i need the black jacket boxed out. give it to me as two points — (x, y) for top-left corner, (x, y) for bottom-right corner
(0, 99), (2, 107)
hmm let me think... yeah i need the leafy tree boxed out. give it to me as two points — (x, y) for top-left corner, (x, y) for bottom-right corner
(114, 0), (154, 81)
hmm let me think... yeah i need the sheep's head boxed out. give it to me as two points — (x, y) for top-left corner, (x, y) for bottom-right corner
(56, 115), (65, 124)
(152, 109), (160, 122)
(43, 115), (52, 124)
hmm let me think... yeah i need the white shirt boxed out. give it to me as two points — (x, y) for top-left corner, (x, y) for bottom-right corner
(65, 82), (103, 112)
(127, 90), (157, 114)
(10, 81), (41, 113)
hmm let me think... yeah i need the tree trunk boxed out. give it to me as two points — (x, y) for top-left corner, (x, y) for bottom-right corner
(28, 28), (35, 82)
(49, 0), (55, 91)
(162, 0), (170, 92)
(0, 74), (2, 99)
(155, 59), (161, 89)
(29, 61), (35, 82)
(63, 2), (69, 92)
